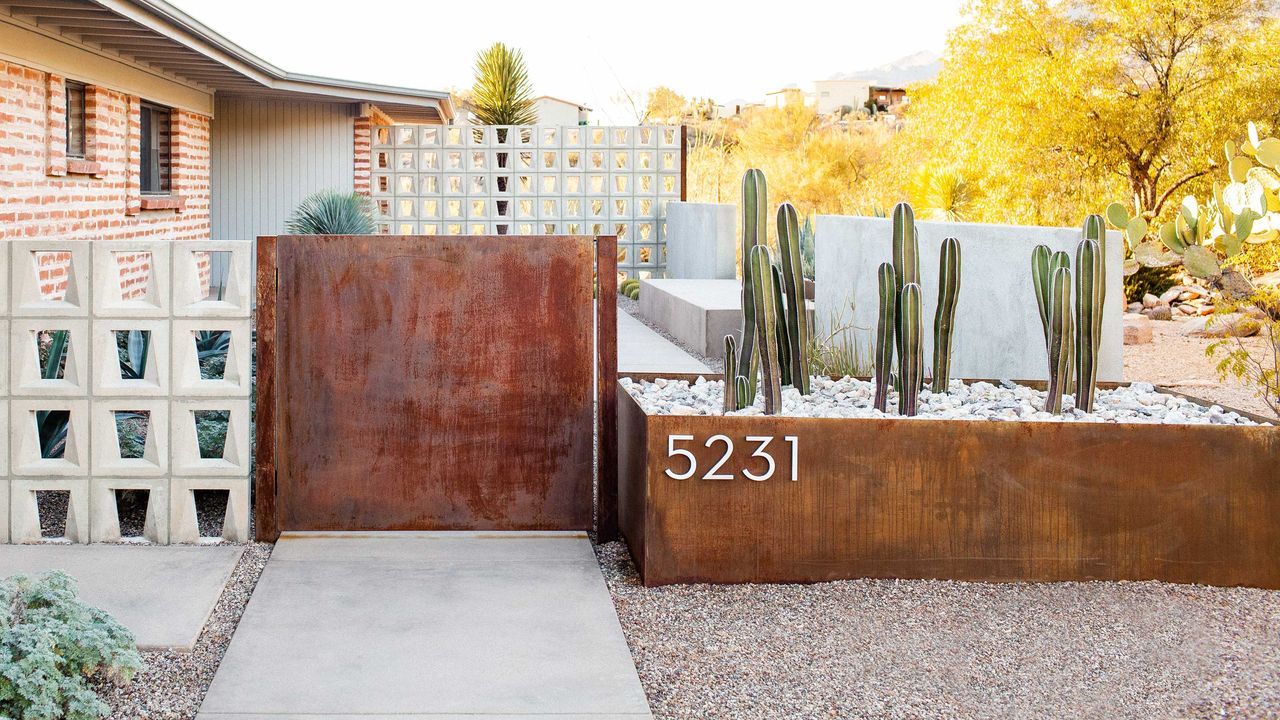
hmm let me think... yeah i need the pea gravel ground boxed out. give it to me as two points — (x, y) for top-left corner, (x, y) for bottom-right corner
(597, 542), (1280, 719)
(99, 543), (272, 720)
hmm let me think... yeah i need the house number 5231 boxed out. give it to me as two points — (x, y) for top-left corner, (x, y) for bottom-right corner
(664, 435), (799, 482)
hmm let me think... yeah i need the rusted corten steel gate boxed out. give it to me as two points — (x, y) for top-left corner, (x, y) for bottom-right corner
(255, 235), (618, 541)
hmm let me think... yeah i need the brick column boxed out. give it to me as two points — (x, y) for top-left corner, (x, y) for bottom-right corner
(353, 114), (372, 196)
(44, 73), (67, 177)
(125, 95), (141, 215)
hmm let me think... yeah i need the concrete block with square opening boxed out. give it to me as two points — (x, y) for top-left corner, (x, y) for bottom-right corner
(9, 241), (91, 317)
(10, 478), (90, 544)
(171, 319), (251, 397)
(9, 319), (90, 396)
(170, 477), (249, 543)
(90, 477), (169, 544)
(91, 319), (170, 396)
(90, 398), (168, 477)
(172, 242), (252, 318)
(170, 400), (249, 478)
(92, 241), (171, 318)
(10, 398), (89, 477)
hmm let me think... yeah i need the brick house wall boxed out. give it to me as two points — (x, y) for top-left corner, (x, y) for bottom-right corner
(0, 59), (212, 246)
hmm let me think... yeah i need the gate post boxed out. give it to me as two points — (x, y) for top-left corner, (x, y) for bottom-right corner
(596, 235), (619, 542)
(254, 235), (281, 542)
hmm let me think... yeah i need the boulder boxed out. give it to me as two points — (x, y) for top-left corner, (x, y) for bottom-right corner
(1123, 314), (1153, 345)
(1142, 293), (1160, 308)
(1142, 305), (1173, 321)
(1180, 313), (1262, 338)
(1159, 287), (1183, 304)
(1127, 301), (1144, 313)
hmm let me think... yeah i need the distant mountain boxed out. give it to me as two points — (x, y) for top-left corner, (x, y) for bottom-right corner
(831, 50), (942, 87)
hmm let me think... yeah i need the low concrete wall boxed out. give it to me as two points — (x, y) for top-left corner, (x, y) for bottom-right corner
(639, 279), (741, 357)
(815, 216), (1124, 382)
(665, 202), (735, 280)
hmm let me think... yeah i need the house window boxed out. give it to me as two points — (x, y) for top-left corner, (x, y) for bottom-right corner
(65, 81), (86, 158)
(139, 103), (171, 194)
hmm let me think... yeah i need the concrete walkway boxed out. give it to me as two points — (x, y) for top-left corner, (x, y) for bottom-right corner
(617, 308), (712, 375)
(0, 544), (242, 650)
(198, 532), (651, 719)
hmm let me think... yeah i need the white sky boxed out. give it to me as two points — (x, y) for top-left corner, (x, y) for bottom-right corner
(170, 0), (965, 123)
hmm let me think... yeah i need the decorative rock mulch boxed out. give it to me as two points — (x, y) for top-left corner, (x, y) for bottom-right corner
(622, 377), (1266, 425)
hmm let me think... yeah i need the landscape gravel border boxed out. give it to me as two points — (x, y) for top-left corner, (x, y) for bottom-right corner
(98, 542), (272, 720)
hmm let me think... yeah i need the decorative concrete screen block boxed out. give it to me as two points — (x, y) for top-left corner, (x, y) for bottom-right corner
(10, 241), (91, 317)
(92, 319), (170, 396)
(814, 216), (1124, 382)
(90, 399), (169, 477)
(90, 478), (169, 544)
(10, 319), (90, 396)
(170, 400), (249, 478)
(169, 477), (249, 543)
(1, 238), (252, 544)
(172, 242), (252, 318)
(372, 124), (683, 280)
(11, 398), (89, 476)
(171, 319), (252, 397)
(92, 242), (171, 317)
(665, 202), (736, 280)
(10, 478), (90, 544)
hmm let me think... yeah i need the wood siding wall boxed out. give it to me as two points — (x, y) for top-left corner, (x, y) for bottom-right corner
(210, 96), (355, 241)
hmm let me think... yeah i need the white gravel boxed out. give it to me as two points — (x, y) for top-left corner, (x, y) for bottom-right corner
(622, 376), (1267, 425)
(597, 541), (1280, 719)
(99, 543), (272, 720)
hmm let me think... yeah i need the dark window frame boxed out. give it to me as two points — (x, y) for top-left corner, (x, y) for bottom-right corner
(139, 101), (172, 195)
(65, 81), (87, 159)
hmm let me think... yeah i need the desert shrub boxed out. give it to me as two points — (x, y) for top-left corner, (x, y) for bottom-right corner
(0, 571), (142, 720)
(1124, 264), (1180, 302)
(1209, 287), (1280, 418)
(285, 190), (373, 235)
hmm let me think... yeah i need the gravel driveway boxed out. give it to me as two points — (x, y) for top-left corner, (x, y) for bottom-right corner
(598, 543), (1280, 719)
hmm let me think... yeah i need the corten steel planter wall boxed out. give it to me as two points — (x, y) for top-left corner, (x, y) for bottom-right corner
(618, 380), (1280, 588)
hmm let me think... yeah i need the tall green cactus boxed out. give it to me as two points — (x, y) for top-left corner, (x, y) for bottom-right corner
(749, 244), (783, 414)
(737, 169), (767, 401)
(1081, 213), (1107, 312)
(897, 282), (924, 416)
(770, 262), (792, 387)
(932, 237), (961, 392)
(776, 202), (811, 394)
(1074, 238), (1103, 412)
(1045, 266), (1074, 414)
(891, 202), (919, 362)
(723, 334), (739, 413)
(1031, 244), (1052, 347)
(874, 262), (896, 412)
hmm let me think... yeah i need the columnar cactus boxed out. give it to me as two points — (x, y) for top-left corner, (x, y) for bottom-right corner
(1045, 266), (1074, 414)
(749, 244), (783, 414)
(1032, 247), (1071, 348)
(891, 202), (920, 362)
(777, 202), (811, 394)
(1081, 212), (1107, 308)
(1074, 237), (1103, 412)
(932, 237), (961, 392)
(737, 169), (768, 401)
(722, 334), (739, 413)
(770, 262), (792, 387)
(897, 282), (924, 416)
(874, 262), (896, 413)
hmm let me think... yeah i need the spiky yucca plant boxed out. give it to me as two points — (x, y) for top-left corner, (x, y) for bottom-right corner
(470, 42), (538, 126)
(285, 191), (374, 235)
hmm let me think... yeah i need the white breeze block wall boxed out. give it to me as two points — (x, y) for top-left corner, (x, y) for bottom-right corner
(815, 216), (1124, 382)
(369, 125), (683, 281)
(2, 239), (252, 544)
(665, 201), (736, 280)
